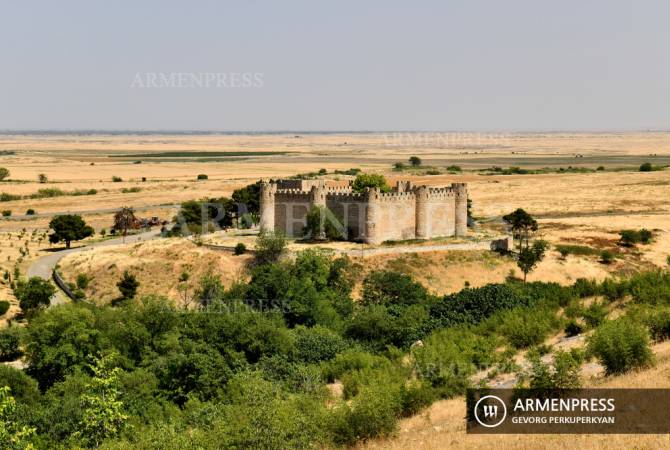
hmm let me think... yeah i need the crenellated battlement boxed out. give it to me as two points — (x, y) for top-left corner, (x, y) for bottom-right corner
(260, 178), (468, 243)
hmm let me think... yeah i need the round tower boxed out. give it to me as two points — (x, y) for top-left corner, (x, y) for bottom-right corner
(309, 183), (328, 240)
(453, 183), (468, 237)
(364, 187), (381, 244)
(414, 185), (430, 239)
(259, 180), (276, 232)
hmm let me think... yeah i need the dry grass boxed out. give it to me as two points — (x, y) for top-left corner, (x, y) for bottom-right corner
(361, 341), (670, 450)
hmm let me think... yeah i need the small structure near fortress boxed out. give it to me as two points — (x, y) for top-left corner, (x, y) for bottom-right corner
(259, 178), (468, 245)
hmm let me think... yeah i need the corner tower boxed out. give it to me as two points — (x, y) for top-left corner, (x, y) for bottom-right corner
(259, 180), (276, 232)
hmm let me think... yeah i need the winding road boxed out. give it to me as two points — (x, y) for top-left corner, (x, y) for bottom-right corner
(27, 230), (161, 305)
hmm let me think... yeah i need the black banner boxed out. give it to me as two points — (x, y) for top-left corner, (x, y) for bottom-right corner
(466, 389), (670, 434)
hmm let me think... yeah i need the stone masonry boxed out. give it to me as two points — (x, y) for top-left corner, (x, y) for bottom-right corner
(259, 179), (468, 245)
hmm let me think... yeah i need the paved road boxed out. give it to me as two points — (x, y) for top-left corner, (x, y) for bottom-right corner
(27, 230), (161, 305)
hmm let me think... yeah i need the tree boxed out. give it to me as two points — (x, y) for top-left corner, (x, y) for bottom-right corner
(502, 208), (538, 252)
(14, 277), (55, 314)
(351, 174), (391, 193)
(113, 207), (137, 239)
(194, 272), (224, 308)
(303, 205), (343, 241)
(76, 353), (128, 448)
(48, 215), (94, 249)
(517, 240), (549, 282)
(639, 162), (653, 172)
(117, 271), (139, 300)
(255, 231), (287, 264)
(0, 386), (36, 450)
(409, 156), (422, 167)
(38, 174), (48, 183)
(0, 168), (9, 181)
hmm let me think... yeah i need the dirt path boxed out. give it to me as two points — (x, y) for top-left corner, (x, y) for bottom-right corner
(27, 230), (161, 305)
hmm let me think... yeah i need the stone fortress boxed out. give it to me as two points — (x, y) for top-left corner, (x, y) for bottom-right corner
(259, 178), (468, 245)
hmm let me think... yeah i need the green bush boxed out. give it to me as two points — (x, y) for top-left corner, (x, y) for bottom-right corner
(572, 278), (599, 298)
(600, 250), (614, 264)
(362, 270), (428, 307)
(588, 318), (653, 375)
(330, 382), (401, 445)
(628, 270), (670, 305)
(639, 162), (653, 172)
(0, 301), (9, 316)
(1, 210), (11, 217)
(497, 306), (561, 349)
(112, 176), (123, 182)
(234, 242), (246, 255)
(413, 327), (495, 394)
(564, 320), (583, 337)
(321, 350), (392, 383)
(524, 350), (582, 389)
(0, 327), (23, 361)
(635, 306), (670, 341)
(197, 174), (208, 180)
(25, 208), (36, 215)
(582, 301), (608, 328)
(293, 325), (348, 363)
(75, 273), (90, 290)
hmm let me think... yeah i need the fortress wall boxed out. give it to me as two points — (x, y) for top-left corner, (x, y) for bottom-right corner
(373, 195), (417, 242)
(326, 195), (366, 240)
(276, 179), (325, 190)
(426, 193), (457, 237)
(274, 191), (311, 237)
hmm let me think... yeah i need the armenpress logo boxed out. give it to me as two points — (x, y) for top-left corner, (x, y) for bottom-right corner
(474, 395), (507, 428)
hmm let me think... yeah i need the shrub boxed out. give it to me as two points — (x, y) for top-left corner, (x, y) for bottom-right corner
(413, 327), (495, 394)
(600, 250), (614, 264)
(619, 229), (654, 247)
(639, 162), (653, 172)
(524, 350), (581, 389)
(112, 176), (123, 182)
(446, 165), (462, 172)
(597, 166), (605, 171)
(197, 174), (208, 180)
(0, 301), (9, 316)
(572, 278), (599, 298)
(362, 271), (428, 307)
(234, 242), (246, 255)
(637, 306), (670, 341)
(293, 325), (348, 363)
(392, 162), (406, 171)
(0, 168), (9, 181)
(117, 271), (139, 299)
(25, 209), (35, 216)
(0, 193), (21, 202)
(409, 156), (422, 167)
(15, 277), (55, 313)
(430, 283), (536, 327)
(588, 318), (653, 374)
(497, 306), (561, 349)
(628, 270), (670, 305)
(582, 301), (608, 328)
(330, 382), (401, 445)
(321, 350), (392, 383)
(1, 210), (11, 217)
(564, 320), (583, 337)
(75, 273), (90, 290)
(254, 231), (287, 264)
(38, 173), (48, 183)
(0, 327), (23, 361)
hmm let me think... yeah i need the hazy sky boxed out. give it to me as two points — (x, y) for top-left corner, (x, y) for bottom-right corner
(1, 0), (668, 131)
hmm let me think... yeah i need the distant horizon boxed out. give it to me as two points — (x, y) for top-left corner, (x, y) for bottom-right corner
(1, 128), (669, 136)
